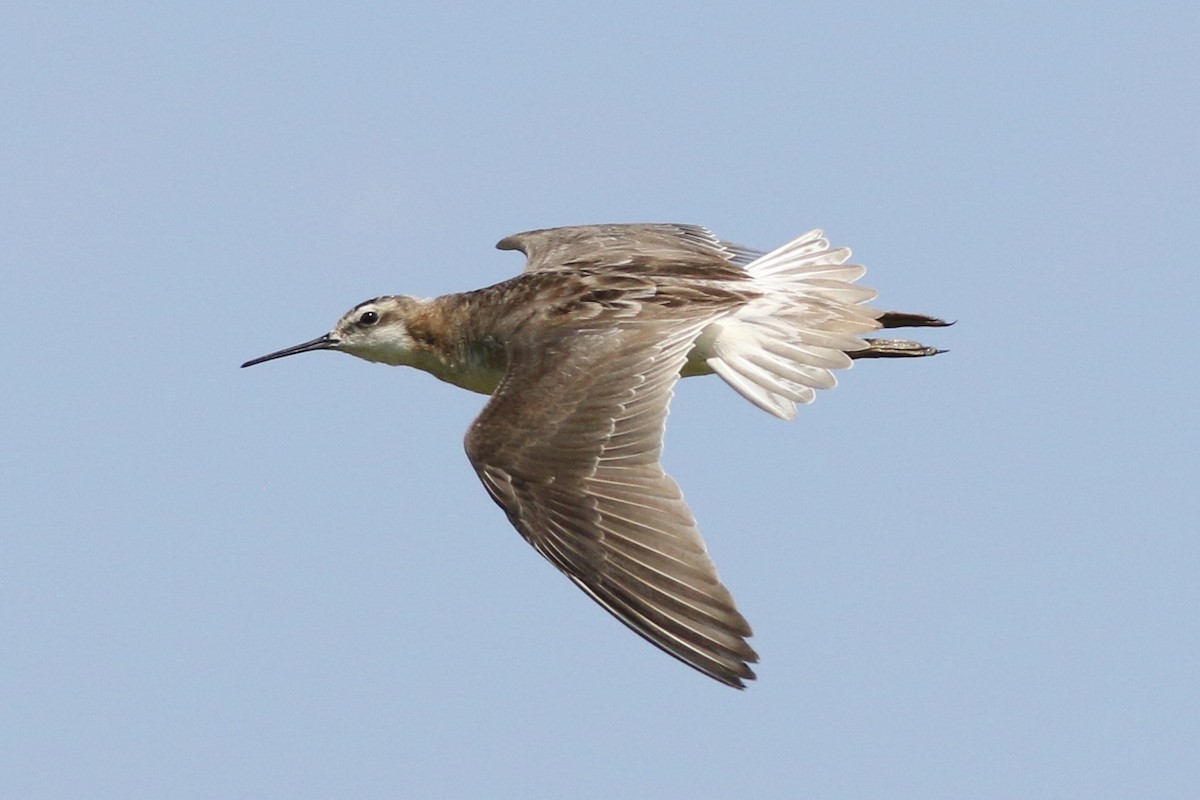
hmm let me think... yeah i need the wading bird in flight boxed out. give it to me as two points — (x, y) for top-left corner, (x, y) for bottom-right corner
(243, 224), (947, 688)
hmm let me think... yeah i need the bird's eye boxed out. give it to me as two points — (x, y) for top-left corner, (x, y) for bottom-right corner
(359, 310), (379, 326)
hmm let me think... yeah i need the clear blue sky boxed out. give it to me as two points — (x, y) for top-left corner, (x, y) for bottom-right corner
(4, 3), (1197, 798)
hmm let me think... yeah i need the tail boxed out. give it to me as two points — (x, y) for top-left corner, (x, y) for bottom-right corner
(705, 230), (947, 419)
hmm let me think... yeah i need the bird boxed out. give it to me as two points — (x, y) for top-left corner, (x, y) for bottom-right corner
(242, 224), (947, 688)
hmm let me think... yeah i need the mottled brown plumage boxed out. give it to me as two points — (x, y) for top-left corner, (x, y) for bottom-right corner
(242, 223), (948, 687)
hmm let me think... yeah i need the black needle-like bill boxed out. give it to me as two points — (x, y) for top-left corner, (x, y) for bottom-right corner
(240, 334), (339, 368)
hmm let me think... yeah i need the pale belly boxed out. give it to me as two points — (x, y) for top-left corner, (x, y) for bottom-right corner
(680, 323), (720, 378)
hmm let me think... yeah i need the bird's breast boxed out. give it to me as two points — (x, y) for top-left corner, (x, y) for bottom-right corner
(410, 345), (508, 395)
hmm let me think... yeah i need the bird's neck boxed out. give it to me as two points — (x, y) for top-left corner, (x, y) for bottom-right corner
(400, 291), (514, 395)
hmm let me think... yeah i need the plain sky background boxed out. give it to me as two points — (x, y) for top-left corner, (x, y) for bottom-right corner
(3, 3), (1197, 798)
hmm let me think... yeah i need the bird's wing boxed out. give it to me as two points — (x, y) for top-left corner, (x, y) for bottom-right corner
(496, 223), (764, 273)
(464, 307), (758, 687)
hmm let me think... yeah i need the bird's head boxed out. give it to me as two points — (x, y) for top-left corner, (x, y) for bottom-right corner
(241, 295), (423, 368)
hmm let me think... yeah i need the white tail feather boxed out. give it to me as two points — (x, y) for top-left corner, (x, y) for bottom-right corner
(706, 229), (882, 419)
